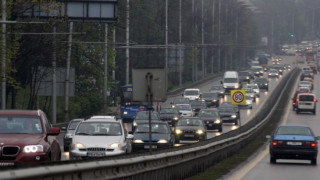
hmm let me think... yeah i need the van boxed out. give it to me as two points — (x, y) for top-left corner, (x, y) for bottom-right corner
(183, 88), (201, 100)
(296, 93), (317, 115)
(221, 71), (240, 93)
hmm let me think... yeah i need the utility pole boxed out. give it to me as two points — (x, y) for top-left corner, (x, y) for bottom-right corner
(125, 0), (130, 85)
(112, 26), (116, 82)
(64, 21), (73, 122)
(1, 0), (6, 109)
(165, 0), (168, 88)
(104, 24), (108, 114)
(201, 0), (205, 79)
(52, 25), (57, 124)
(212, 1), (215, 74)
(218, 0), (221, 73)
(179, 0), (182, 87)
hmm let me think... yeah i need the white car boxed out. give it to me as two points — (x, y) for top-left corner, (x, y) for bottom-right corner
(296, 93), (317, 115)
(183, 89), (201, 100)
(174, 104), (194, 117)
(244, 88), (257, 102)
(239, 95), (253, 109)
(247, 84), (260, 97)
(298, 81), (313, 91)
(268, 69), (279, 78)
(70, 118), (133, 160)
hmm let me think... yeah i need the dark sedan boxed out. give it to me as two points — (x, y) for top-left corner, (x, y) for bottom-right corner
(133, 111), (160, 130)
(175, 117), (207, 143)
(198, 109), (222, 132)
(132, 121), (174, 150)
(200, 92), (220, 107)
(190, 100), (207, 116)
(209, 86), (225, 98)
(267, 125), (319, 165)
(238, 71), (251, 83)
(254, 78), (269, 91)
(171, 98), (190, 108)
(159, 108), (180, 126)
(218, 105), (239, 125)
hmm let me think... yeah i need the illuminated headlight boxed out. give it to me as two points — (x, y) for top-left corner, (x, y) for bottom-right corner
(279, 70), (283, 72)
(158, 139), (168, 144)
(123, 111), (128, 115)
(214, 119), (221, 124)
(231, 115), (237, 118)
(265, 84), (268, 86)
(109, 143), (121, 149)
(133, 139), (144, 143)
(250, 95), (254, 98)
(201, 99), (205, 102)
(224, 85), (227, 88)
(212, 99), (217, 102)
(246, 77), (249, 79)
(268, 73), (271, 76)
(23, 145), (43, 153)
(65, 133), (72, 138)
(175, 129), (183, 134)
(220, 91), (224, 94)
(173, 117), (179, 120)
(255, 72), (259, 74)
(260, 71), (263, 73)
(71, 143), (85, 149)
(172, 105), (176, 108)
(196, 129), (204, 135)
(234, 85), (239, 89)
(133, 121), (138, 126)
(276, 73), (278, 76)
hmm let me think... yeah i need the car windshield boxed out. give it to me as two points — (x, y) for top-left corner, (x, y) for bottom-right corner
(184, 90), (199, 95)
(175, 105), (192, 111)
(177, 118), (203, 126)
(135, 112), (159, 120)
(199, 110), (219, 117)
(238, 72), (249, 76)
(270, 69), (278, 73)
(224, 78), (238, 83)
(210, 86), (223, 90)
(160, 108), (178, 114)
(0, 116), (43, 134)
(202, 93), (217, 98)
(255, 78), (267, 83)
(276, 126), (312, 136)
(173, 98), (189, 104)
(219, 107), (235, 113)
(299, 81), (311, 85)
(75, 122), (122, 136)
(68, 120), (82, 130)
(135, 123), (170, 134)
(190, 101), (206, 106)
(247, 85), (258, 89)
(245, 88), (254, 93)
(298, 88), (310, 92)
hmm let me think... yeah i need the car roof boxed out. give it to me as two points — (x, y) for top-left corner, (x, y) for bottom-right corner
(84, 118), (121, 123)
(297, 93), (316, 97)
(0, 109), (42, 116)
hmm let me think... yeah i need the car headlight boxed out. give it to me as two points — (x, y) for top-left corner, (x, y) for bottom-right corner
(235, 85), (239, 88)
(220, 91), (224, 94)
(71, 143), (85, 149)
(214, 119), (221, 124)
(133, 139), (144, 143)
(265, 84), (268, 86)
(173, 117), (179, 120)
(123, 111), (128, 115)
(196, 129), (204, 135)
(250, 95), (254, 98)
(158, 139), (168, 144)
(23, 145), (44, 153)
(193, 109), (196, 111)
(246, 77), (249, 79)
(172, 105), (175, 108)
(109, 143), (121, 149)
(201, 99), (205, 102)
(175, 129), (182, 134)
(280, 70), (282, 72)
(224, 85), (227, 88)
(231, 115), (237, 118)
(260, 71), (263, 73)
(276, 73), (278, 75)
(133, 121), (138, 126)
(65, 133), (72, 138)
(212, 99), (217, 102)
(268, 73), (271, 76)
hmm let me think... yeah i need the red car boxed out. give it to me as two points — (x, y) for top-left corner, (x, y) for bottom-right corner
(0, 110), (61, 166)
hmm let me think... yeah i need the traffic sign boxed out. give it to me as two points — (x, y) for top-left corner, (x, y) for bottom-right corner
(231, 90), (246, 105)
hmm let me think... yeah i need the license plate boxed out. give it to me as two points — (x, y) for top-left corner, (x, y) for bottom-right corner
(184, 134), (195, 137)
(0, 162), (14, 166)
(287, 141), (302, 145)
(305, 103), (312, 105)
(144, 145), (157, 149)
(87, 151), (105, 157)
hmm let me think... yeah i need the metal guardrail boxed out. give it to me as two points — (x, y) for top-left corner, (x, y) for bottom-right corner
(0, 68), (300, 180)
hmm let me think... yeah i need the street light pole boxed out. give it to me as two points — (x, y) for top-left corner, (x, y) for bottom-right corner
(1, 0), (6, 109)
(179, 0), (182, 87)
(125, 0), (130, 85)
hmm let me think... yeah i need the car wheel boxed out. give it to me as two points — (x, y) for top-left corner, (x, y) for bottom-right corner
(64, 146), (69, 152)
(234, 120), (238, 126)
(250, 106), (253, 109)
(311, 158), (317, 165)
(175, 139), (179, 144)
(218, 126), (222, 132)
(270, 156), (276, 164)
(296, 109), (300, 114)
(313, 109), (316, 115)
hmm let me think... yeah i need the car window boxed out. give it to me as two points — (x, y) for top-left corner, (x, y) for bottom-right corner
(276, 126), (312, 136)
(135, 123), (169, 134)
(75, 122), (122, 136)
(199, 110), (219, 117)
(175, 105), (192, 111)
(135, 112), (159, 120)
(68, 121), (81, 130)
(0, 116), (43, 134)
(177, 119), (202, 126)
(202, 93), (217, 98)
(173, 98), (189, 104)
(299, 95), (314, 101)
(160, 108), (178, 114)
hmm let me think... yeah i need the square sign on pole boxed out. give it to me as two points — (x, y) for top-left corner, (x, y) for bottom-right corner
(132, 68), (167, 102)
(231, 90), (246, 105)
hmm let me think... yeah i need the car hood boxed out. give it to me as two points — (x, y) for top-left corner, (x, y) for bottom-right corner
(0, 134), (44, 146)
(73, 135), (123, 147)
(176, 126), (204, 131)
(274, 135), (315, 141)
(133, 133), (170, 141)
(200, 117), (218, 121)
(160, 114), (176, 118)
(178, 110), (192, 113)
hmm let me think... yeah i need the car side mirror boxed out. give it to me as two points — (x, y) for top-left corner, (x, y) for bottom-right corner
(48, 127), (60, 136)
(266, 135), (271, 139)
(220, 81), (223, 84)
(316, 136), (320, 140)
(126, 134), (134, 139)
(61, 127), (66, 131)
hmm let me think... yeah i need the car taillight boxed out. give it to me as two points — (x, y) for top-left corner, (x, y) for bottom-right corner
(296, 98), (299, 102)
(314, 98), (317, 102)
(306, 142), (317, 147)
(140, 107), (145, 111)
(272, 141), (283, 146)
(293, 102), (296, 105)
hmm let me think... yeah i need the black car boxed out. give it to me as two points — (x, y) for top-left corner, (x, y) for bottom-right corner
(300, 72), (313, 81)
(62, 118), (83, 151)
(267, 125), (319, 165)
(254, 77), (269, 91)
(209, 86), (225, 98)
(270, 65), (284, 75)
(171, 98), (190, 108)
(238, 71), (251, 83)
(220, 102), (240, 118)
(133, 111), (160, 130)
(200, 92), (220, 107)
(159, 108), (180, 126)
(132, 121), (175, 150)
(175, 117), (207, 143)
(198, 109), (222, 132)
(218, 105), (239, 125)
(190, 100), (207, 116)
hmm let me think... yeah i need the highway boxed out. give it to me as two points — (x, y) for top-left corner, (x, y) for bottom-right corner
(222, 59), (320, 180)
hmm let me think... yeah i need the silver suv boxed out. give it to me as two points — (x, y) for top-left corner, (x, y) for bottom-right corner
(296, 93), (317, 115)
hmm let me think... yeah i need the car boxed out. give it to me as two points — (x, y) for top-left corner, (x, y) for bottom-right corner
(300, 72), (313, 81)
(244, 88), (257, 102)
(304, 70), (314, 79)
(69, 118), (133, 160)
(209, 86), (225, 98)
(159, 108), (180, 126)
(266, 124), (319, 165)
(302, 77), (314, 90)
(189, 100), (207, 116)
(292, 87), (311, 110)
(270, 65), (283, 75)
(238, 71), (251, 83)
(198, 109), (222, 132)
(298, 81), (313, 91)
(239, 95), (253, 109)
(174, 104), (194, 117)
(200, 92), (220, 107)
(0, 109), (61, 165)
(133, 111), (160, 128)
(62, 118), (84, 152)
(220, 102), (240, 118)
(218, 105), (240, 125)
(171, 98), (190, 108)
(250, 66), (264, 77)
(247, 84), (260, 97)
(132, 121), (174, 150)
(268, 69), (279, 78)
(296, 93), (317, 114)
(175, 117), (207, 143)
(254, 78), (269, 91)
(183, 88), (201, 100)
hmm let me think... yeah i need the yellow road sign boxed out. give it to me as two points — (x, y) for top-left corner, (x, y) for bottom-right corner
(231, 90), (246, 105)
